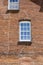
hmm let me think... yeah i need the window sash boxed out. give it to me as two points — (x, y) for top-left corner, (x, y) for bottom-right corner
(8, 0), (19, 10)
(19, 21), (31, 42)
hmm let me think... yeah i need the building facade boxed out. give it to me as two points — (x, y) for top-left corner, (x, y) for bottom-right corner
(0, 0), (43, 58)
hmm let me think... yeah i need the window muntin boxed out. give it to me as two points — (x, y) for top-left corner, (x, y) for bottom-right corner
(19, 21), (31, 42)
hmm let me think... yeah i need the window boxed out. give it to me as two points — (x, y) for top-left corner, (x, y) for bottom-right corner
(19, 21), (31, 42)
(8, 0), (19, 10)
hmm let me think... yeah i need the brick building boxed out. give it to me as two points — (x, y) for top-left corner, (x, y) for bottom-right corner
(0, 0), (43, 64)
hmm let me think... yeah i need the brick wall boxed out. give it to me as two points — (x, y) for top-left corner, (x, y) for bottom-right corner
(0, 0), (43, 57)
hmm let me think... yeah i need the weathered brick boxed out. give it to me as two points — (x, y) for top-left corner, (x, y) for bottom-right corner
(0, 0), (43, 61)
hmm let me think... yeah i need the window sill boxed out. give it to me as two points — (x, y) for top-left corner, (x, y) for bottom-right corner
(18, 41), (32, 46)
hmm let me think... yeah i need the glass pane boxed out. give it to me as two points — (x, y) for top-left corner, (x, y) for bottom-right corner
(10, 0), (13, 2)
(27, 32), (30, 35)
(27, 27), (30, 30)
(21, 36), (23, 40)
(16, 0), (18, 2)
(27, 36), (30, 39)
(13, 0), (15, 2)
(23, 27), (26, 31)
(27, 23), (29, 26)
(24, 32), (26, 35)
(21, 28), (23, 31)
(13, 0), (18, 2)
(23, 36), (26, 40)
(21, 32), (23, 35)
(24, 23), (26, 26)
(21, 23), (23, 27)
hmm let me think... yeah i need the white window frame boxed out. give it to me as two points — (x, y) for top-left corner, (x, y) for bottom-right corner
(8, 0), (19, 10)
(19, 21), (31, 42)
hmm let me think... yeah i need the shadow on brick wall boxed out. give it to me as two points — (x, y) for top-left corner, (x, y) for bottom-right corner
(18, 42), (32, 46)
(39, 1), (43, 12)
(6, 10), (19, 14)
(31, 0), (43, 12)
